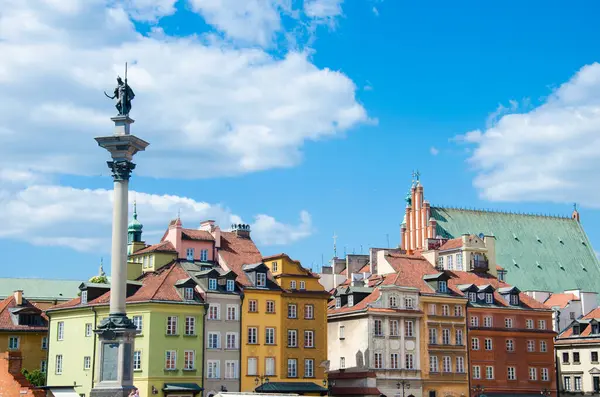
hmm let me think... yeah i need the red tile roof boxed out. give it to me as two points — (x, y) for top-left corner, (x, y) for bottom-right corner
(218, 232), (263, 286)
(544, 293), (579, 309)
(584, 307), (600, 319)
(0, 296), (47, 331)
(181, 229), (214, 241)
(132, 241), (176, 255)
(49, 263), (193, 311)
(439, 238), (463, 251)
(496, 265), (505, 271)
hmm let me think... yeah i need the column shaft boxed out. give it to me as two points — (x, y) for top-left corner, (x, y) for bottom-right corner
(110, 179), (129, 316)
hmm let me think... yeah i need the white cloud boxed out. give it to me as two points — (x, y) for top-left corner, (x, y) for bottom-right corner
(430, 146), (439, 156)
(461, 62), (600, 207)
(252, 210), (313, 245)
(0, 182), (312, 251)
(0, 0), (369, 180)
(304, 0), (343, 19)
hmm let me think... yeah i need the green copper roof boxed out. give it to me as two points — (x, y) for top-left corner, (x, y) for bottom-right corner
(0, 278), (81, 301)
(128, 202), (143, 232)
(255, 382), (327, 394)
(431, 207), (600, 294)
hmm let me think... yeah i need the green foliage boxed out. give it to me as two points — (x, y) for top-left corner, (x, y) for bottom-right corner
(89, 275), (108, 284)
(22, 369), (45, 387)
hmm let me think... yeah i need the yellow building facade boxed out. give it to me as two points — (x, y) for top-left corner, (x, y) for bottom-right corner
(419, 294), (469, 397)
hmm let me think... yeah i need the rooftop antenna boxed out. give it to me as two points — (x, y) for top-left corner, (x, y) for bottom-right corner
(360, 244), (363, 254)
(386, 233), (390, 248)
(333, 232), (338, 258)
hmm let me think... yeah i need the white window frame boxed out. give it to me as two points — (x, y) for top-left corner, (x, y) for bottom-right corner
(390, 320), (399, 336)
(186, 248), (194, 261)
(165, 350), (177, 370)
(508, 366), (516, 380)
(184, 287), (195, 300)
(166, 316), (178, 335)
(207, 359), (220, 379)
(340, 357), (346, 369)
(305, 304), (314, 319)
(470, 316), (479, 327)
(456, 356), (464, 373)
(133, 315), (143, 332)
(505, 317), (513, 328)
(339, 325), (345, 339)
(538, 320), (547, 330)
(208, 279), (217, 291)
(374, 352), (383, 369)
(85, 323), (93, 337)
(288, 330), (298, 347)
(430, 356), (439, 372)
(304, 330), (314, 348)
(443, 356), (452, 373)
(247, 357), (257, 376)
(471, 337), (480, 350)
(527, 340), (535, 352)
(287, 359), (297, 378)
(304, 358), (314, 378)
(526, 319), (534, 329)
(405, 353), (414, 369)
(454, 305), (462, 317)
(208, 304), (220, 320)
(226, 332), (239, 349)
(208, 332), (221, 349)
(265, 357), (275, 376)
(484, 338), (493, 350)
(248, 327), (258, 344)
(8, 336), (19, 350)
(472, 365), (480, 379)
(486, 365), (494, 379)
(200, 249), (208, 261)
(442, 304), (450, 316)
(542, 368), (549, 381)
(81, 290), (88, 305)
(391, 353), (399, 369)
(55, 354), (63, 375)
(540, 340), (547, 352)
(484, 316), (493, 327)
(57, 321), (64, 341)
(227, 304), (239, 321)
(83, 356), (91, 370)
(41, 336), (48, 350)
(226, 279), (235, 292)
(485, 293), (493, 304)
(405, 320), (414, 337)
(265, 328), (276, 345)
(529, 367), (537, 381)
(133, 350), (142, 371)
(456, 329), (463, 345)
(256, 273), (266, 287)
(225, 360), (238, 379)
(290, 280), (297, 289)
(184, 350), (195, 370)
(288, 304), (297, 319)
(506, 339), (515, 352)
(40, 360), (47, 373)
(300, 281), (306, 290)
(185, 316), (196, 335)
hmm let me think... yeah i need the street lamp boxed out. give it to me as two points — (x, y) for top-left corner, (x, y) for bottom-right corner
(323, 378), (336, 396)
(540, 389), (551, 396)
(472, 384), (485, 397)
(396, 380), (410, 397)
(255, 375), (270, 386)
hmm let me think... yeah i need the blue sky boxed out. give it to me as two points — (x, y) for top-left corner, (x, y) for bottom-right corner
(2, 0), (600, 280)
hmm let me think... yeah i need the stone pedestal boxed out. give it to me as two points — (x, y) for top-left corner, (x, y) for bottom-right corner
(90, 328), (137, 397)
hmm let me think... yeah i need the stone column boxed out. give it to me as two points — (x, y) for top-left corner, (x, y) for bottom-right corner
(91, 115), (148, 397)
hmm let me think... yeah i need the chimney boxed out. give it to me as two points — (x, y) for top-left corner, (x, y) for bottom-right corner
(7, 351), (22, 374)
(199, 220), (216, 232)
(13, 290), (23, 306)
(232, 223), (251, 239)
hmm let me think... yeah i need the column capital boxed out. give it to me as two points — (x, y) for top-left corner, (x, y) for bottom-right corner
(107, 160), (136, 181)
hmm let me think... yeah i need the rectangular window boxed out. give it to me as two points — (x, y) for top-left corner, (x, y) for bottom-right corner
(207, 360), (220, 378)
(405, 297), (414, 309)
(439, 280), (448, 293)
(248, 327), (258, 344)
(529, 367), (537, 381)
(256, 273), (266, 287)
(225, 360), (238, 379)
(133, 315), (143, 332)
(538, 320), (546, 330)
(305, 330), (314, 348)
(542, 368), (549, 381)
(469, 292), (477, 302)
(287, 359), (298, 377)
(57, 321), (64, 341)
(374, 353), (383, 369)
(527, 340), (535, 352)
(288, 330), (298, 347)
(304, 359), (314, 377)
(405, 353), (414, 369)
(226, 279), (235, 292)
(429, 304), (436, 315)
(447, 254), (454, 270)
(208, 279), (217, 290)
(339, 325), (345, 339)
(472, 365), (480, 379)
(265, 328), (276, 345)
(335, 297), (341, 308)
(184, 287), (195, 299)
(430, 356), (439, 372)
(83, 356), (91, 370)
(265, 357), (275, 376)
(227, 305), (239, 321)
(526, 319), (534, 329)
(563, 352), (570, 363)
(484, 338), (493, 350)
(506, 339), (514, 352)
(442, 328), (450, 345)
(505, 318), (513, 328)
(305, 304), (314, 319)
(8, 336), (19, 350)
(593, 352), (599, 362)
(348, 296), (354, 308)
(456, 357), (464, 373)
(484, 316), (493, 327)
(184, 350), (195, 370)
(470, 316), (479, 327)
(290, 280), (297, 289)
(288, 304), (297, 319)
(185, 316), (196, 335)
(486, 366), (494, 379)
(200, 249), (208, 261)
(374, 319), (383, 336)
(471, 337), (480, 350)
(389, 320), (399, 336)
(457, 252), (463, 270)
(508, 366), (516, 380)
(84, 323), (93, 337)
(165, 350), (176, 370)
(391, 353), (399, 369)
(442, 304), (450, 316)
(540, 340), (547, 352)
(208, 332), (220, 349)
(429, 328), (437, 344)
(267, 300), (276, 314)
(564, 376), (571, 391)
(55, 355), (63, 374)
(443, 356), (452, 373)
(41, 337), (48, 350)
(166, 316), (178, 334)
(299, 281), (305, 291)
(574, 352), (580, 363)
(186, 248), (194, 261)
(133, 351), (141, 371)
(455, 329), (463, 345)
(454, 305), (463, 317)
(247, 357), (257, 376)
(485, 293), (493, 304)
(208, 304), (220, 320)
(272, 261), (278, 272)
(40, 360), (47, 373)
(226, 332), (238, 349)
(405, 320), (414, 337)
(81, 290), (88, 304)
(340, 357), (346, 369)
(248, 300), (257, 312)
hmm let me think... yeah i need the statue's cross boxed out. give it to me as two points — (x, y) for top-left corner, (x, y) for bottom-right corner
(412, 169), (421, 181)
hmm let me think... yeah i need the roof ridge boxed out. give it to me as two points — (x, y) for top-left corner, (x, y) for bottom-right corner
(432, 205), (572, 220)
(149, 262), (178, 301)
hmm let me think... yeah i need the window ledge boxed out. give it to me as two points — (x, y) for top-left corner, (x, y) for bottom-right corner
(183, 334), (197, 337)
(133, 369), (142, 372)
(182, 368), (197, 372)
(165, 334), (179, 337)
(164, 369), (179, 372)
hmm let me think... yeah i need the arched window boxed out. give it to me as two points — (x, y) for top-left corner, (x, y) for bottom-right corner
(389, 295), (398, 308)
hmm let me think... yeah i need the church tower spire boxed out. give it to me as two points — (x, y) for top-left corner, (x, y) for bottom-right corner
(127, 201), (145, 255)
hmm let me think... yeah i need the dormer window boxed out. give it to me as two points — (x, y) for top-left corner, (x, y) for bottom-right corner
(593, 324), (599, 334)
(256, 273), (266, 287)
(389, 296), (398, 308)
(81, 290), (88, 305)
(485, 293), (493, 304)
(573, 325), (581, 335)
(186, 248), (194, 261)
(510, 294), (519, 306)
(335, 297), (341, 309)
(438, 281), (448, 293)
(184, 287), (194, 300)
(405, 297), (414, 309)
(469, 292), (477, 302)
(208, 279), (217, 291)
(299, 281), (305, 290)
(290, 281), (297, 289)
(272, 261), (278, 272)
(226, 280), (235, 292)
(348, 295), (354, 307)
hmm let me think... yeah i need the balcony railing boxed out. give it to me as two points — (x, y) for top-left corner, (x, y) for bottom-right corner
(470, 258), (489, 272)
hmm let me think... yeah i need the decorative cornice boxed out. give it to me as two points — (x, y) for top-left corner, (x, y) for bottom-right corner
(107, 160), (136, 181)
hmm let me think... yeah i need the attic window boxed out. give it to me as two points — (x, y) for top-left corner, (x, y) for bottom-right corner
(469, 292), (477, 302)
(184, 287), (195, 301)
(226, 280), (235, 292)
(438, 281), (448, 293)
(573, 325), (580, 335)
(335, 297), (341, 309)
(485, 293), (493, 304)
(389, 296), (398, 308)
(208, 279), (217, 290)
(256, 273), (267, 287)
(81, 290), (88, 305)
(593, 324), (599, 334)
(510, 294), (519, 306)
(347, 295), (354, 307)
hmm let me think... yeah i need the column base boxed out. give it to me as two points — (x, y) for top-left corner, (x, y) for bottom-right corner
(90, 385), (136, 397)
(97, 313), (137, 331)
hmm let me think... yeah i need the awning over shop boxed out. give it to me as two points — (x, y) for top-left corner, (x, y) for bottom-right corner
(163, 383), (203, 395)
(255, 381), (328, 395)
(39, 386), (80, 397)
